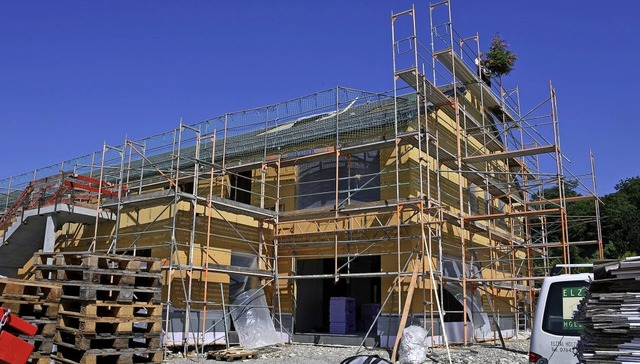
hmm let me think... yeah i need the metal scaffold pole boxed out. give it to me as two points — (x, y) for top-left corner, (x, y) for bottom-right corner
(391, 5), (450, 362)
(590, 151), (604, 260)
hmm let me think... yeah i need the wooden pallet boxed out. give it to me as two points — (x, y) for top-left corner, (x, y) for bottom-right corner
(57, 313), (162, 335)
(34, 266), (162, 288)
(35, 252), (162, 273)
(55, 330), (161, 351)
(0, 278), (62, 302)
(54, 345), (163, 364)
(59, 301), (161, 318)
(32, 252), (55, 266)
(22, 335), (54, 352)
(28, 353), (54, 364)
(0, 299), (59, 318)
(22, 335), (55, 363)
(60, 283), (161, 304)
(17, 318), (58, 337)
(208, 348), (258, 362)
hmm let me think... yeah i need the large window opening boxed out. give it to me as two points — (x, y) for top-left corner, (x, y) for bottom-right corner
(297, 151), (380, 210)
(228, 252), (259, 304)
(229, 170), (252, 204)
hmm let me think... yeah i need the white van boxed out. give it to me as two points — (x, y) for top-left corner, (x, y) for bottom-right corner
(529, 273), (591, 364)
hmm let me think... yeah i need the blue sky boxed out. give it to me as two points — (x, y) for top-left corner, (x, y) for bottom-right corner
(1, 1), (638, 195)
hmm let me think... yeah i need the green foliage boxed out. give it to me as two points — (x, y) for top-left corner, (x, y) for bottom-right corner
(484, 34), (518, 77)
(514, 176), (640, 278)
(529, 177), (640, 275)
(600, 177), (640, 258)
(531, 180), (590, 248)
(538, 176), (640, 262)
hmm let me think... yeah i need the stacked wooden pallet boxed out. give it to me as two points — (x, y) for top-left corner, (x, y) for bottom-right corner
(576, 257), (640, 363)
(0, 277), (62, 364)
(34, 252), (164, 364)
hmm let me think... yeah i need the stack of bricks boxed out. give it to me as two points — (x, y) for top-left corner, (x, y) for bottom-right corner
(34, 252), (164, 364)
(0, 277), (62, 364)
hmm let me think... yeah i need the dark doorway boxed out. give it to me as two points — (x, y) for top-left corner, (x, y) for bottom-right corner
(295, 256), (381, 333)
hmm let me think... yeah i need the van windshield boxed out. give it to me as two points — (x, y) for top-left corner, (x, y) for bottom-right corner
(542, 280), (588, 336)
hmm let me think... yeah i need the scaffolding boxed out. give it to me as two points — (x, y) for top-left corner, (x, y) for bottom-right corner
(0, 0), (602, 357)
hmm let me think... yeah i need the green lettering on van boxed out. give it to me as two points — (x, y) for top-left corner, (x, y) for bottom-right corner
(563, 319), (582, 330)
(562, 287), (586, 297)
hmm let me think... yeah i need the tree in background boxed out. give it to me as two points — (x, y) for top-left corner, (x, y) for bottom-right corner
(531, 176), (640, 268)
(601, 177), (640, 258)
(529, 181), (597, 275)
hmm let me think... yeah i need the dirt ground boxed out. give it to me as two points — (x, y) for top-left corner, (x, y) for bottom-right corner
(167, 332), (531, 364)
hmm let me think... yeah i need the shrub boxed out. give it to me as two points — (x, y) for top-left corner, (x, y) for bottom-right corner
(485, 34), (517, 77)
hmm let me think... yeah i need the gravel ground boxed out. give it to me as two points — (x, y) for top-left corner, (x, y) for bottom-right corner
(167, 332), (530, 364)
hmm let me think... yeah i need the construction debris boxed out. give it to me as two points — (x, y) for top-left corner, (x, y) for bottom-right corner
(398, 325), (429, 364)
(207, 347), (258, 362)
(576, 257), (640, 363)
(181, 338), (529, 364)
(34, 251), (163, 364)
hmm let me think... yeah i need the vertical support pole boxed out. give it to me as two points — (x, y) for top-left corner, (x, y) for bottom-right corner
(167, 124), (184, 353)
(420, 200), (451, 361)
(438, 0), (471, 344)
(138, 140), (146, 194)
(220, 114), (228, 198)
(334, 147), (340, 283)
(290, 255), (296, 342)
(4, 177), (12, 216)
(333, 87), (340, 282)
(220, 283), (230, 349)
(590, 150), (604, 259)
(390, 8), (407, 316)
(550, 82), (569, 271)
(89, 151), (96, 179)
(90, 142), (107, 252)
(273, 158), (284, 339)
(174, 123), (190, 355)
(109, 143), (126, 254)
(185, 124), (201, 352)
(170, 122), (203, 353)
(125, 139), (133, 191)
(202, 132), (216, 348)
(260, 164), (267, 210)
(522, 166), (535, 331)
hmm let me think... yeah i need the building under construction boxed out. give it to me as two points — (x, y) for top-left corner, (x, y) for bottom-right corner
(0, 1), (602, 355)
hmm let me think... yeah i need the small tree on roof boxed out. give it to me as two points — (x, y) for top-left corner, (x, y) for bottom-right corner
(484, 34), (517, 77)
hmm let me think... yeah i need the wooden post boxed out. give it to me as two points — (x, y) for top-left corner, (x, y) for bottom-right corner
(391, 254), (423, 362)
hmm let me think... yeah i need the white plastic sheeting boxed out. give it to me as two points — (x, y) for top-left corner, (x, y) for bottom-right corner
(230, 289), (283, 349)
(442, 257), (493, 340)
